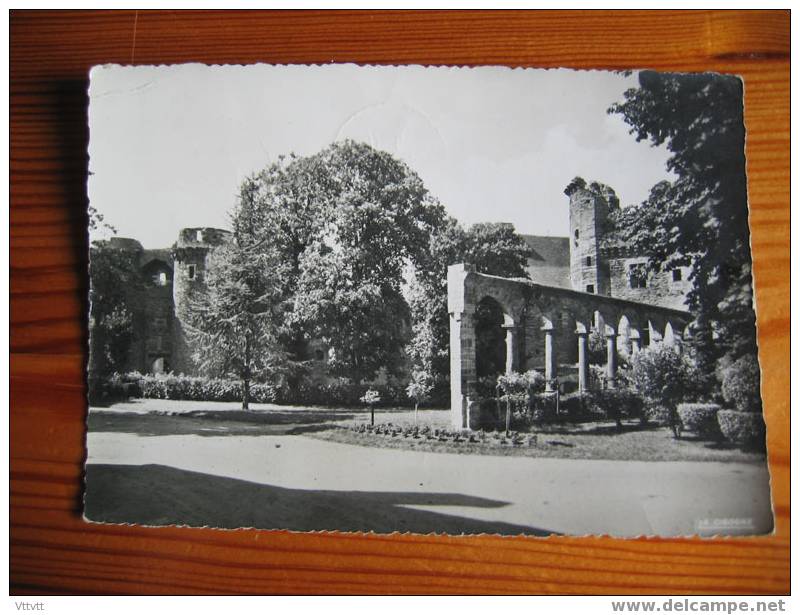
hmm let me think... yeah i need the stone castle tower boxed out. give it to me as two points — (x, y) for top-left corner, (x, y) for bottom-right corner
(564, 177), (620, 296)
(171, 227), (233, 373)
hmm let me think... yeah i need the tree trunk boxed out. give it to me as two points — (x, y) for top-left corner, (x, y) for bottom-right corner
(243, 378), (250, 411)
(243, 335), (251, 411)
(370, 404), (375, 426)
(414, 402), (419, 425)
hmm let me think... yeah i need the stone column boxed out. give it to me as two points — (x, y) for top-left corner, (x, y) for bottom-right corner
(502, 324), (518, 374)
(450, 311), (476, 429)
(576, 330), (589, 393)
(543, 324), (557, 392)
(605, 331), (618, 389)
(630, 331), (641, 356)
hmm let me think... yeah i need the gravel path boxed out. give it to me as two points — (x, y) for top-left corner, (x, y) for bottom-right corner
(85, 431), (773, 537)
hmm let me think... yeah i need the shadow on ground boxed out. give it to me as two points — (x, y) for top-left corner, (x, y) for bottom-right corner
(87, 411), (354, 437)
(84, 463), (555, 536)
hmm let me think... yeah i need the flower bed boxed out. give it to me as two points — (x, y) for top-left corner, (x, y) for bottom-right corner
(347, 423), (539, 448)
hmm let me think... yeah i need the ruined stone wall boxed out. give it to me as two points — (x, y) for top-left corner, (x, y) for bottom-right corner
(449, 266), (692, 428)
(141, 265), (174, 373)
(608, 256), (691, 312)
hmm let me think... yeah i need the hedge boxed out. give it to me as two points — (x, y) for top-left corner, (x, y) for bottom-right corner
(717, 409), (766, 450)
(721, 354), (763, 413)
(677, 403), (722, 439)
(106, 372), (414, 407)
(644, 403), (675, 426)
(559, 389), (644, 423)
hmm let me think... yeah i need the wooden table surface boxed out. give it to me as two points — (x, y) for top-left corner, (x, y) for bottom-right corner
(9, 10), (790, 595)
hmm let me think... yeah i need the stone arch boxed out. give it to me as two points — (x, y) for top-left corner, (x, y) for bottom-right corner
(151, 356), (166, 374)
(474, 295), (512, 383)
(447, 265), (693, 429)
(596, 307), (620, 336)
(623, 312), (644, 356)
(647, 314), (666, 346)
(663, 319), (686, 349)
(663, 321), (676, 346)
(141, 258), (172, 287)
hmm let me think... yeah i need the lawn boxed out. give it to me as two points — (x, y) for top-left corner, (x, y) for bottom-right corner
(90, 398), (765, 464)
(310, 421), (766, 463)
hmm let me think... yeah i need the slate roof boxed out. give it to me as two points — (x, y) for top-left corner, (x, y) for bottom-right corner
(522, 235), (570, 267)
(521, 234), (571, 289)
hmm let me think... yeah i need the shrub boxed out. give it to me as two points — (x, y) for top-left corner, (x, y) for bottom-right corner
(116, 372), (419, 407)
(589, 364), (608, 390)
(721, 354), (763, 413)
(717, 409), (766, 450)
(496, 370), (546, 396)
(119, 372), (281, 404)
(644, 403), (674, 426)
(492, 370), (549, 426)
(528, 392), (558, 422)
(629, 345), (699, 409)
(88, 373), (134, 406)
(592, 388), (644, 426)
(559, 392), (599, 420)
(587, 328), (607, 364)
(677, 403), (722, 439)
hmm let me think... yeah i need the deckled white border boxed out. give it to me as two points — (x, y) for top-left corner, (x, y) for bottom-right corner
(84, 62), (773, 541)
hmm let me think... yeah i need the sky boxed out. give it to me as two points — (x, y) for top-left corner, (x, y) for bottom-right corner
(88, 63), (673, 248)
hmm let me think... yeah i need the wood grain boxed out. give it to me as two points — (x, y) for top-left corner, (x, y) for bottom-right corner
(9, 9), (790, 595)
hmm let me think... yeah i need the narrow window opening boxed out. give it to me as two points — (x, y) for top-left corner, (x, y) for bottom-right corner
(586, 284), (594, 294)
(672, 269), (682, 282)
(629, 264), (647, 289)
(187, 264), (196, 280)
(585, 256), (592, 267)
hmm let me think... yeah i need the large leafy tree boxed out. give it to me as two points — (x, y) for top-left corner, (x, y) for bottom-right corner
(608, 71), (757, 364)
(291, 141), (443, 383)
(186, 181), (288, 409)
(233, 155), (334, 363)
(88, 242), (139, 392)
(238, 140), (531, 387)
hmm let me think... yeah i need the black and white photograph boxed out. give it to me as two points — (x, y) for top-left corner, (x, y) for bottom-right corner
(84, 63), (772, 537)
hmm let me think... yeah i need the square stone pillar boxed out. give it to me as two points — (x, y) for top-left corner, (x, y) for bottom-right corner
(450, 311), (476, 429)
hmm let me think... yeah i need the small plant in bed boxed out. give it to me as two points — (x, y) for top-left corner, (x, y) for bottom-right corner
(346, 422), (537, 449)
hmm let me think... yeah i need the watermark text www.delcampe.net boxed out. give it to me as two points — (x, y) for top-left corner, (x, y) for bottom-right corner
(611, 599), (787, 613)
